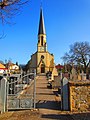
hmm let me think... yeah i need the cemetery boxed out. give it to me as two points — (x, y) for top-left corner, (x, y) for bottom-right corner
(0, 63), (90, 120)
(46, 65), (90, 112)
(0, 63), (90, 114)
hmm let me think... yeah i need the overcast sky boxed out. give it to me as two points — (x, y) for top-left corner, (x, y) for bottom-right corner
(0, 0), (90, 65)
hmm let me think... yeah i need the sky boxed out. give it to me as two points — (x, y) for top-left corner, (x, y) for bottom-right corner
(0, 0), (90, 65)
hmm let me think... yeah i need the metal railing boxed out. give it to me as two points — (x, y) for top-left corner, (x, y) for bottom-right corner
(6, 70), (36, 111)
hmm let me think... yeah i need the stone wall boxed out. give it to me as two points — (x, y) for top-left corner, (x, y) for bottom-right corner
(69, 80), (90, 112)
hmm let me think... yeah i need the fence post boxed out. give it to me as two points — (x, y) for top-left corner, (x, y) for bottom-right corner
(0, 77), (7, 113)
(33, 69), (36, 109)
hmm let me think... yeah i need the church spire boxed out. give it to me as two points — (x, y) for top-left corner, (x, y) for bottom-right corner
(38, 8), (46, 35)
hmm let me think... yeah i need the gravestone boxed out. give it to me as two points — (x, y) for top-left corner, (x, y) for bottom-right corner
(80, 70), (86, 80)
(0, 77), (7, 113)
(51, 65), (58, 80)
(81, 73), (86, 80)
(52, 76), (61, 89)
(70, 67), (77, 80)
(78, 73), (82, 80)
(61, 77), (69, 110)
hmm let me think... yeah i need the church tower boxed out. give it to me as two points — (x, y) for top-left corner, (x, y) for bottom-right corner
(37, 8), (47, 52)
(27, 8), (54, 74)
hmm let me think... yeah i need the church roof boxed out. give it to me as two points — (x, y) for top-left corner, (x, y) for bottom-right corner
(38, 8), (46, 35)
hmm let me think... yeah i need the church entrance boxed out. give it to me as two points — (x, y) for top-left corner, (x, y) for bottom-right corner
(41, 64), (45, 73)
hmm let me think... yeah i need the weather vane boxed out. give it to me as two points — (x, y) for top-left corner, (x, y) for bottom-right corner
(40, 0), (43, 8)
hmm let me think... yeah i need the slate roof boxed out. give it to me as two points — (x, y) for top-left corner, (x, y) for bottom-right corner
(38, 8), (46, 35)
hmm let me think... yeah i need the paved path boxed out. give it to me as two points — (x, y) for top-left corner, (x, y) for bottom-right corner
(36, 75), (61, 114)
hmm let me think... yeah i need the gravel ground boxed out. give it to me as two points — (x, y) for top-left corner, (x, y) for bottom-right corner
(0, 75), (90, 120)
(0, 110), (90, 120)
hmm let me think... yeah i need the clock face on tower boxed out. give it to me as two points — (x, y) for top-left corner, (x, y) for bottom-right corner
(40, 46), (44, 51)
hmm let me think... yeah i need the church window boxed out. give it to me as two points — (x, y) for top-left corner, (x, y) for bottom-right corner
(41, 55), (44, 59)
(41, 36), (43, 46)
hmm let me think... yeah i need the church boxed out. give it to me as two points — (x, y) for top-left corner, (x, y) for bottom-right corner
(27, 8), (54, 74)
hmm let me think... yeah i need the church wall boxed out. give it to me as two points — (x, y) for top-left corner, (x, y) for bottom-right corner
(29, 53), (37, 72)
(37, 52), (47, 74)
(37, 52), (54, 74)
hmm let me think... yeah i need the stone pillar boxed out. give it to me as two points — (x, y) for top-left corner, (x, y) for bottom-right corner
(61, 77), (69, 111)
(0, 77), (7, 113)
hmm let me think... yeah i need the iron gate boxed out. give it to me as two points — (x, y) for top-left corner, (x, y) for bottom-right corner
(7, 72), (36, 110)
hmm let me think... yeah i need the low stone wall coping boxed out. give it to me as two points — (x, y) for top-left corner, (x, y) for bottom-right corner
(69, 80), (90, 86)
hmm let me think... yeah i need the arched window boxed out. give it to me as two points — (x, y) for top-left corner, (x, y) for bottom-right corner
(41, 36), (43, 46)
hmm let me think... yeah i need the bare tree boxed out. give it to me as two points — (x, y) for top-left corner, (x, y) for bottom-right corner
(0, 0), (28, 38)
(62, 41), (90, 73)
(0, 0), (28, 24)
(0, 31), (6, 39)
